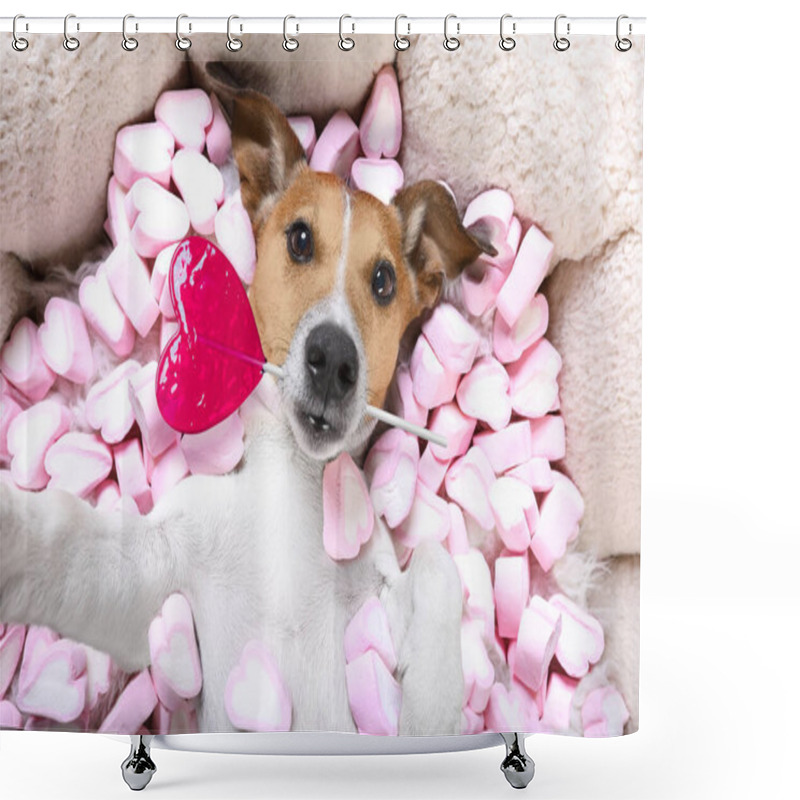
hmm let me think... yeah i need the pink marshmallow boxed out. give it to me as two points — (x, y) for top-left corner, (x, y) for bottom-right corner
(507, 338), (562, 419)
(363, 428), (419, 528)
(530, 471), (584, 572)
(456, 356), (511, 431)
(44, 432), (113, 498)
(224, 640), (292, 732)
(323, 452), (374, 560)
(428, 402), (476, 460)
(150, 243), (178, 308)
(409, 335), (459, 410)
(126, 178), (191, 260)
(453, 548), (495, 639)
(344, 596), (398, 672)
(78, 267), (136, 358)
(484, 679), (541, 733)
(308, 110), (361, 180)
(496, 224), (554, 326)
(445, 446), (496, 531)
(461, 618), (495, 713)
(37, 298), (94, 384)
(461, 260), (506, 317)
(287, 115), (317, 159)
(151, 443), (189, 505)
(541, 672), (579, 733)
(104, 241), (161, 337)
(85, 360), (140, 444)
(179, 412), (244, 476)
(113, 121), (174, 189)
(529, 414), (566, 460)
(7, 400), (72, 489)
(549, 593), (604, 679)
(83, 645), (113, 711)
(394, 480), (450, 548)
(0, 700), (22, 729)
(474, 421), (533, 474)
(507, 457), (555, 491)
(385, 364), (427, 428)
(105, 175), (133, 247)
(159, 274), (176, 319)
(581, 685), (630, 737)
(129, 362), (178, 459)
(417, 445), (451, 493)
(494, 293), (549, 364)
(148, 593), (203, 711)
(422, 303), (480, 375)
(160, 317), (179, 354)
(462, 189), (515, 263)
(1, 393), (23, 465)
(152, 698), (198, 735)
(490, 476), (536, 552)
(215, 190), (257, 285)
(345, 650), (402, 735)
(98, 670), (158, 734)
(462, 706), (484, 735)
(205, 93), (233, 166)
(514, 596), (562, 693)
(445, 502), (470, 556)
(0, 318), (56, 402)
(172, 149), (224, 235)
(349, 158), (404, 205)
(0, 624), (26, 698)
(94, 479), (121, 511)
(112, 438), (152, 515)
(359, 64), (402, 159)
(154, 88), (213, 153)
(494, 552), (530, 639)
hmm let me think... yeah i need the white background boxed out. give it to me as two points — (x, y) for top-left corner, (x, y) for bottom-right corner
(2, 1), (798, 798)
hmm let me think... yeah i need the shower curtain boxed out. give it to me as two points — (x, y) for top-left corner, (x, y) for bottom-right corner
(0, 28), (643, 740)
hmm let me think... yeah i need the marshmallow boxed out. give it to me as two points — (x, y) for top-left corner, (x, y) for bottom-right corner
(496, 224), (554, 326)
(7, 400), (72, 490)
(363, 428), (419, 528)
(456, 356), (511, 431)
(287, 115), (317, 159)
(349, 158), (404, 205)
(444, 446), (496, 531)
(344, 596), (398, 672)
(82, 645), (113, 711)
(474, 421), (533, 474)
(490, 476), (536, 552)
(462, 189), (515, 263)
(308, 110), (361, 180)
(160, 317), (179, 354)
(113, 122), (174, 189)
(508, 457), (555, 492)
(206, 93), (233, 166)
(0, 318), (56, 402)
(359, 64), (402, 159)
(385, 364), (428, 428)
(154, 88), (213, 152)
(0, 392), (23, 465)
(84, 360), (140, 444)
(394, 481), (450, 548)
(151, 443), (189, 506)
(529, 414), (566, 460)
(214, 190), (257, 285)
(159, 273), (176, 319)
(152, 698), (198, 735)
(514, 596), (562, 693)
(494, 293), (549, 364)
(541, 672), (579, 733)
(148, 593), (203, 711)
(453, 548), (495, 638)
(323, 452), (374, 560)
(94, 479), (121, 511)
(422, 303), (481, 375)
(180, 412), (244, 476)
(126, 178), (191, 260)
(445, 502), (470, 556)
(530, 471), (584, 572)
(417, 445), (451, 493)
(507, 338), (562, 420)
(409, 335), (459, 409)
(484, 679), (540, 733)
(0, 624), (26, 698)
(462, 706), (484, 735)
(103, 241), (161, 338)
(172, 149), (225, 235)
(224, 640), (292, 732)
(98, 670), (158, 734)
(494, 552), (530, 639)
(461, 618), (495, 713)
(549, 593), (604, 679)
(38, 298), (94, 384)
(129, 362), (178, 459)
(44, 432), (113, 498)
(105, 175), (132, 247)
(581, 685), (630, 737)
(461, 260), (506, 317)
(428, 402), (476, 461)
(112, 438), (153, 515)
(151, 243), (178, 304)
(78, 267), (137, 359)
(345, 650), (402, 735)
(0, 700), (22, 729)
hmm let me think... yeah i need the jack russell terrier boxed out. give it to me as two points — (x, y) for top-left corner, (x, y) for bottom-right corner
(0, 78), (496, 734)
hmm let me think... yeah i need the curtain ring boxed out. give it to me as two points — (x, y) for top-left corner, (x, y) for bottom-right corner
(615, 14), (632, 52)
(394, 14), (410, 51)
(443, 14), (460, 51)
(283, 15), (299, 51)
(63, 13), (80, 51)
(176, 14), (191, 51)
(122, 14), (138, 51)
(499, 14), (516, 51)
(339, 15), (355, 51)
(553, 14), (570, 51)
(226, 15), (243, 51)
(12, 14), (29, 52)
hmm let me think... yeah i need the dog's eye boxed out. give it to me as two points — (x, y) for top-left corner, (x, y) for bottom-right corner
(286, 220), (314, 263)
(371, 261), (396, 306)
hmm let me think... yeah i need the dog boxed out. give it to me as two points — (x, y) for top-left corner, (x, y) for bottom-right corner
(0, 80), (495, 734)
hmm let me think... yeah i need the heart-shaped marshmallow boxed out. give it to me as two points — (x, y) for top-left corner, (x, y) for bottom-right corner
(410, 335), (459, 410)
(287, 115), (317, 158)
(529, 414), (566, 460)
(456, 356), (511, 431)
(461, 260), (506, 317)
(78, 266), (136, 358)
(112, 438), (152, 515)
(474, 420), (533, 474)
(154, 89), (213, 152)
(0, 624), (26, 698)
(130, 362), (179, 459)
(151, 243), (179, 307)
(417, 445), (451, 493)
(462, 189), (516, 265)
(394, 480), (450, 549)
(484, 679), (541, 733)
(494, 552), (530, 639)
(549, 593), (604, 679)
(308, 110), (361, 179)
(82, 645), (113, 711)
(349, 158), (404, 205)
(507, 338), (562, 420)
(105, 176), (133, 247)
(151, 443), (189, 505)
(508, 457), (554, 491)
(38, 298), (94, 384)
(461, 618), (495, 712)
(225, 640), (292, 732)
(359, 64), (402, 159)
(113, 122), (174, 189)
(489, 476), (536, 553)
(103, 241), (161, 338)
(44, 432), (113, 498)
(514, 596), (562, 692)
(494, 293), (549, 364)
(445, 502), (470, 557)
(322, 453), (374, 560)
(85, 360), (140, 444)
(179, 412), (244, 476)
(452, 548), (495, 640)
(385, 364), (428, 429)
(530, 471), (584, 572)
(1, 392), (23, 465)
(0, 700), (22, 729)
(94, 479), (121, 511)
(345, 649), (402, 735)
(581, 685), (630, 737)
(428, 402), (476, 461)
(172, 149), (224, 235)
(540, 672), (579, 733)
(126, 178), (191, 260)
(0, 318), (56, 402)
(7, 400), (72, 490)
(214, 190), (257, 284)
(98, 670), (158, 733)
(445, 446), (496, 531)
(363, 428), (419, 528)
(422, 303), (481, 376)
(462, 705), (484, 734)
(206, 93), (233, 166)
(344, 596), (398, 672)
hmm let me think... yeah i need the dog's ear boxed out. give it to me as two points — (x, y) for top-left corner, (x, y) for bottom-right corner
(203, 62), (306, 234)
(393, 180), (497, 312)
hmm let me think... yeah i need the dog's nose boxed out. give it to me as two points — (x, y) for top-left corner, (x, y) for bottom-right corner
(305, 324), (359, 402)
